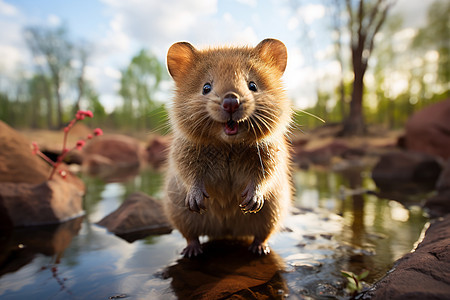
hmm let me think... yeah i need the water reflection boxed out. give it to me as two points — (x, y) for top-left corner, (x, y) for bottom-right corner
(164, 240), (287, 299)
(0, 217), (83, 297)
(0, 167), (428, 299)
(293, 167), (428, 283)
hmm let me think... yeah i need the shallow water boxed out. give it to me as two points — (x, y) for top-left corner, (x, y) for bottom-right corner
(0, 167), (428, 299)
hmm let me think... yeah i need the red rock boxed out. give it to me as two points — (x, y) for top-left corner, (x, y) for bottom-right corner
(145, 135), (170, 169)
(96, 192), (172, 242)
(0, 121), (51, 184)
(424, 190), (450, 218)
(82, 134), (144, 180)
(0, 174), (85, 228)
(437, 159), (450, 192)
(366, 216), (450, 299)
(0, 121), (85, 228)
(405, 99), (450, 159)
(372, 150), (442, 184)
(424, 159), (450, 218)
(83, 134), (142, 164)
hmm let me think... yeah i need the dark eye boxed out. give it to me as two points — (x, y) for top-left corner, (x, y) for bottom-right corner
(248, 81), (257, 92)
(202, 82), (212, 95)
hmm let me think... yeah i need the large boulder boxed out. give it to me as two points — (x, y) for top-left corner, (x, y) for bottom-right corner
(0, 174), (85, 228)
(404, 99), (450, 159)
(0, 121), (51, 184)
(82, 134), (144, 181)
(372, 151), (442, 186)
(96, 192), (172, 242)
(0, 121), (85, 228)
(364, 216), (450, 300)
(424, 159), (450, 218)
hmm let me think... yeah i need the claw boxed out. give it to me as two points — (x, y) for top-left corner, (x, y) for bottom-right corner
(185, 181), (208, 213)
(240, 181), (264, 213)
(249, 239), (270, 255)
(181, 238), (203, 258)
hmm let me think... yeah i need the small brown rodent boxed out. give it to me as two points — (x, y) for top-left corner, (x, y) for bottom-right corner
(164, 39), (292, 257)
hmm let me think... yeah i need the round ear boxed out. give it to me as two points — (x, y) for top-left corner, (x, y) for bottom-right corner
(254, 39), (287, 74)
(167, 42), (197, 81)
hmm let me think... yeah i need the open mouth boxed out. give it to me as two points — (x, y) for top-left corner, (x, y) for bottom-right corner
(224, 119), (239, 135)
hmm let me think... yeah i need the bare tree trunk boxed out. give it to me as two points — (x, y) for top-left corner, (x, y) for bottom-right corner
(72, 47), (88, 115)
(54, 76), (64, 128)
(343, 39), (368, 135)
(344, 69), (366, 135)
(340, 0), (393, 136)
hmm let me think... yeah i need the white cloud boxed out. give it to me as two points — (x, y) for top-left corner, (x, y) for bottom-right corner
(284, 47), (318, 108)
(100, 0), (218, 53)
(0, 45), (23, 71)
(236, 0), (257, 7)
(47, 14), (61, 26)
(0, 0), (18, 16)
(296, 4), (325, 25)
(287, 17), (299, 31)
(0, 2), (30, 78)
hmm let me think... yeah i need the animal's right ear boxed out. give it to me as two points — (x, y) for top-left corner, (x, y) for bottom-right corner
(167, 42), (197, 81)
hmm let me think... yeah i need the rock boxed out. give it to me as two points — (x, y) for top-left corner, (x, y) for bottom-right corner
(424, 159), (450, 218)
(364, 216), (450, 300)
(145, 135), (170, 169)
(0, 121), (85, 228)
(293, 139), (357, 167)
(436, 159), (450, 192)
(163, 240), (287, 299)
(97, 192), (172, 242)
(424, 190), (450, 218)
(83, 134), (143, 165)
(0, 121), (51, 184)
(405, 99), (450, 159)
(372, 151), (442, 185)
(0, 174), (85, 228)
(82, 134), (144, 181)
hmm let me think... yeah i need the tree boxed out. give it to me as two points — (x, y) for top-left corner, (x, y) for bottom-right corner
(28, 74), (52, 128)
(24, 25), (73, 128)
(118, 49), (164, 130)
(412, 0), (450, 96)
(72, 42), (90, 115)
(340, 0), (395, 136)
(328, 0), (348, 121)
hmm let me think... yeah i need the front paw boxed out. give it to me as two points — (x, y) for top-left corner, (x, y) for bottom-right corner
(185, 182), (209, 213)
(240, 181), (264, 213)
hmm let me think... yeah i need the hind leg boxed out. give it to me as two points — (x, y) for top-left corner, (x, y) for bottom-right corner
(181, 237), (203, 257)
(249, 236), (271, 255)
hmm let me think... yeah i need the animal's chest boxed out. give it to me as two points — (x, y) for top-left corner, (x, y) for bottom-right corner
(201, 144), (257, 188)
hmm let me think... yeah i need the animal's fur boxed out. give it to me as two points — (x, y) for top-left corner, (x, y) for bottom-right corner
(164, 39), (293, 256)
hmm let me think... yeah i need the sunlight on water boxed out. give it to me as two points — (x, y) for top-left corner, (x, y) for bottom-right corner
(0, 167), (429, 299)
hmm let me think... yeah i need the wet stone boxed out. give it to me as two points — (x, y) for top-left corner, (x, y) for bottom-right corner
(316, 283), (338, 298)
(292, 261), (323, 275)
(320, 234), (333, 240)
(303, 234), (317, 240)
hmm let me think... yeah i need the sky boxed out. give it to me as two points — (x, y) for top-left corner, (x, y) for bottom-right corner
(0, 0), (433, 112)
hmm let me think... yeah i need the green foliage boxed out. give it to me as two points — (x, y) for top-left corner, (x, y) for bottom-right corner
(341, 269), (369, 294)
(412, 0), (450, 87)
(117, 49), (166, 131)
(2, 3), (448, 134)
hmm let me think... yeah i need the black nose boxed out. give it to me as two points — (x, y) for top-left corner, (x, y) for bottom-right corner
(222, 93), (240, 114)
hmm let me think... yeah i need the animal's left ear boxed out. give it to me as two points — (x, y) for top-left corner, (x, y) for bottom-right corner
(254, 39), (287, 74)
